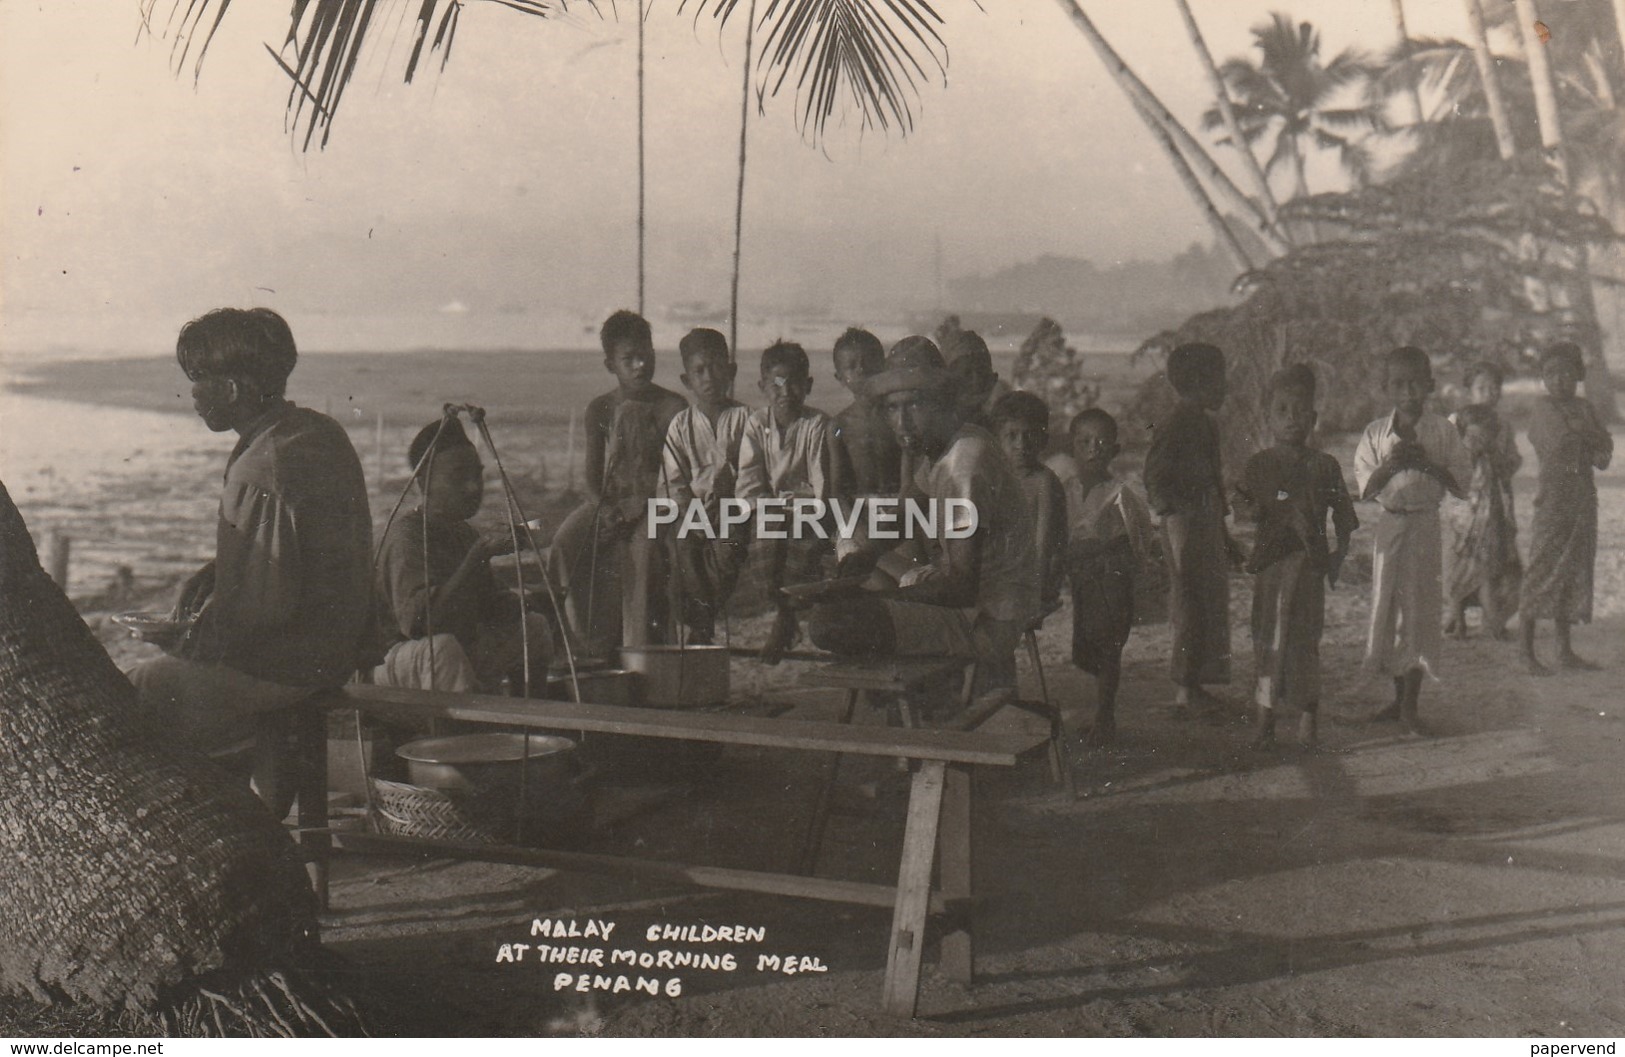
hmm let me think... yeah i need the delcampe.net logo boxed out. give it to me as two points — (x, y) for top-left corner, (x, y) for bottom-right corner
(647, 497), (978, 540)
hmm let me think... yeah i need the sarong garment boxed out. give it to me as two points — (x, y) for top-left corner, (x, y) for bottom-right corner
(1251, 551), (1323, 709)
(1366, 507), (1443, 677)
(1520, 396), (1612, 623)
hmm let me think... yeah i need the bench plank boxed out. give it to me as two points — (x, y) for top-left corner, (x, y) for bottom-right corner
(338, 685), (1043, 766)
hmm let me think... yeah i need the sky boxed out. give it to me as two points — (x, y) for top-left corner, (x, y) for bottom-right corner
(0, 0), (1486, 354)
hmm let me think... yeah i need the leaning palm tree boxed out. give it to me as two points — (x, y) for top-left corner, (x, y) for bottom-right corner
(1203, 13), (1383, 200)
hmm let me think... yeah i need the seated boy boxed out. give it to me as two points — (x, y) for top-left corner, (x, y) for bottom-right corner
(550, 310), (686, 657)
(989, 390), (1066, 616)
(737, 340), (832, 662)
(829, 327), (902, 502)
(661, 328), (751, 644)
(372, 417), (553, 692)
(1062, 408), (1153, 746)
(128, 307), (373, 813)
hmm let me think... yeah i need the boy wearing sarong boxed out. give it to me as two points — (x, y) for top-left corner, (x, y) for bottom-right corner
(1239, 365), (1357, 750)
(990, 390), (1066, 616)
(1353, 346), (1470, 735)
(1144, 342), (1235, 719)
(660, 328), (749, 644)
(829, 327), (901, 501)
(1446, 362), (1522, 639)
(1062, 408), (1153, 746)
(128, 308), (372, 812)
(551, 310), (686, 657)
(1446, 403), (1522, 641)
(1519, 342), (1614, 674)
(372, 417), (553, 692)
(737, 341), (832, 662)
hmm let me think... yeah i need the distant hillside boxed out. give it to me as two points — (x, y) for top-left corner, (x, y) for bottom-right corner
(947, 243), (1236, 335)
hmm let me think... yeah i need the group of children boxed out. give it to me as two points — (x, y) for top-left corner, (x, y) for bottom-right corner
(382, 311), (1614, 755)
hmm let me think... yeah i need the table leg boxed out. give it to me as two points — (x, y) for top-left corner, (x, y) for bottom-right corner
(882, 759), (945, 1017)
(796, 688), (860, 875)
(295, 697), (331, 913)
(938, 762), (973, 984)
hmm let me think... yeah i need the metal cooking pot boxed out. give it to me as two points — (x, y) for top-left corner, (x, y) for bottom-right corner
(395, 733), (592, 846)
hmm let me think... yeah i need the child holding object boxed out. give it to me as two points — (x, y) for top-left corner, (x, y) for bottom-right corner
(660, 328), (750, 645)
(550, 310), (686, 657)
(1239, 365), (1357, 750)
(1446, 361), (1522, 639)
(737, 340), (832, 663)
(989, 390), (1066, 617)
(1061, 407), (1153, 746)
(1353, 346), (1471, 735)
(1519, 341), (1615, 674)
(1143, 342), (1235, 719)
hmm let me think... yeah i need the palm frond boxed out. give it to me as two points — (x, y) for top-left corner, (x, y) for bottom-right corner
(141, 0), (556, 150)
(681, 0), (950, 142)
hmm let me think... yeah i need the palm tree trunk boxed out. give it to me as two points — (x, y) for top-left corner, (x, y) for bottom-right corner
(1514, 0), (1620, 421)
(1464, 0), (1517, 159)
(1172, 0), (1287, 247)
(728, 0), (758, 385)
(1135, 100), (1254, 272)
(1390, 0), (1427, 126)
(0, 481), (356, 1033)
(1051, 0), (1289, 256)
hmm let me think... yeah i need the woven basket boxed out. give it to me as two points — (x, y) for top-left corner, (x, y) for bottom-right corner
(369, 778), (496, 844)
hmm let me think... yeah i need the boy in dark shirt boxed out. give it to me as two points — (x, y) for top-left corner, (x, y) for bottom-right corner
(1239, 365), (1357, 750)
(1144, 342), (1235, 718)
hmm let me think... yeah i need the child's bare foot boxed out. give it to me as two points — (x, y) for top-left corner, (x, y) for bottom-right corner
(1363, 701), (1400, 723)
(1558, 651), (1602, 671)
(1449, 622), (1468, 641)
(1524, 654), (1553, 677)
(1491, 627), (1513, 642)
(1297, 711), (1318, 750)
(1084, 713), (1116, 748)
(1250, 728), (1277, 751)
(1400, 715), (1433, 738)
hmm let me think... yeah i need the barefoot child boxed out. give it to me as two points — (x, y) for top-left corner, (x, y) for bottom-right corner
(829, 327), (901, 501)
(1062, 408), (1153, 746)
(550, 310), (687, 656)
(660, 328), (750, 645)
(990, 390), (1066, 616)
(1353, 346), (1471, 735)
(1519, 342), (1614, 674)
(737, 340), (832, 662)
(1240, 365), (1357, 749)
(1446, 403), (1522, 641)
(1144, 342), (1235, 718)
(1446, 362), (1522, 638)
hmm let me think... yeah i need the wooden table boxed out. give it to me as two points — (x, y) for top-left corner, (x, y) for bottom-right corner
(294, 684), (1046, 1018)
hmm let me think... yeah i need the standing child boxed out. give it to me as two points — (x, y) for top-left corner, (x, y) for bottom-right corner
(829, 327), (902, 502)
(660, 328), (750, 645)
(738, 340), (832, 663)
(1353, 345), (1471, 735)
(990, 390), (1066, 616)
(1062, 408), (1153, 746)
(1144, 342), (1235, 719)
(551, 310), (686, 657)
(1519, 341), (1614, 674)
(944, 330), (1010, 430)
(1239, 365), (1358, 750)
(1446, 361), (1522, 639)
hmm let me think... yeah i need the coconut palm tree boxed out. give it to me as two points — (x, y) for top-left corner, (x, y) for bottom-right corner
(1172, 0), (1289, 249)
(1465, 0), (1519, 159)
(1202, 13), (1383, 199)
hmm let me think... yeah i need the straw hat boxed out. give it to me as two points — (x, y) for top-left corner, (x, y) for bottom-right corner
(865, 336), (954, 398)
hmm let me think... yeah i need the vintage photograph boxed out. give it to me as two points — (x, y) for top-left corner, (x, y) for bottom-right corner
(2, 0), (1624, 1040)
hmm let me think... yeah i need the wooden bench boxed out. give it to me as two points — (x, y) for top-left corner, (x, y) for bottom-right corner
(293, 684), (1047, 1018)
